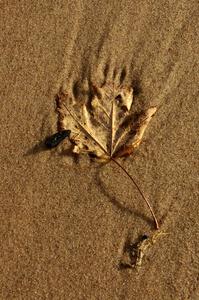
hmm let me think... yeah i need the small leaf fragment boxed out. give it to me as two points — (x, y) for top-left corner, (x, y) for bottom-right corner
(120, 231), (168, 269)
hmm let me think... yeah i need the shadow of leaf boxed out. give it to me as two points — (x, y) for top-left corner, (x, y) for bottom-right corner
(95, 166), (153, 228)
(24, 140), (48, 156)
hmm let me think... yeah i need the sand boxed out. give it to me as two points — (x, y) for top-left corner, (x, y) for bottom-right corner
(1, 1), (198, 299)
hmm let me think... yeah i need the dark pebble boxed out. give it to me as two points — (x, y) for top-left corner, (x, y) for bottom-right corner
(45, 130), (71, 149)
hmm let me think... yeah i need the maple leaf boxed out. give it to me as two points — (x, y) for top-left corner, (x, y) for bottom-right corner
(56, 83), (159, 229)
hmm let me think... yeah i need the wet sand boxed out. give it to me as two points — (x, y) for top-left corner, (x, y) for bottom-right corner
(1, 1), (198, 299)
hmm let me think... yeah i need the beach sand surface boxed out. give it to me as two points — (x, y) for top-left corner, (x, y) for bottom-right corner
(1, 1), (198, 299)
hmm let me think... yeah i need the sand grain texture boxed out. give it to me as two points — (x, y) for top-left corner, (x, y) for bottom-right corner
(0, 1), (198, 299)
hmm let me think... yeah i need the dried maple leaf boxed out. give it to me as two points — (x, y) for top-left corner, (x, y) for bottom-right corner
(56, 83), (159, 229)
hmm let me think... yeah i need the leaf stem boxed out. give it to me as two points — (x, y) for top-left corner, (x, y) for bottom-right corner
(110, 157), (159, 230)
